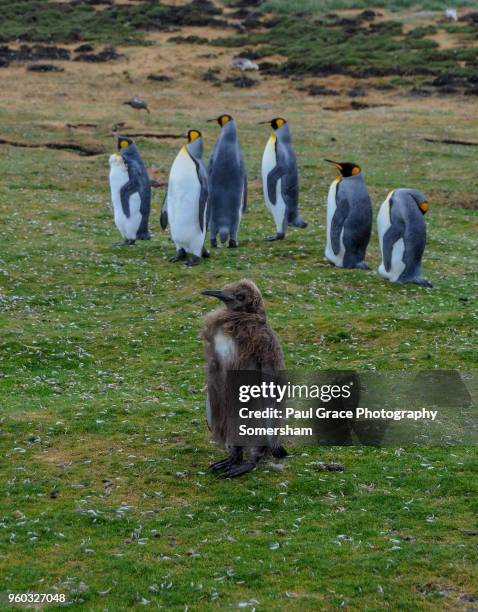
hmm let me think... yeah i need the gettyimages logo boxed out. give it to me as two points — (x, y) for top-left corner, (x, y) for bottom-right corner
(224, 370), (477, 446)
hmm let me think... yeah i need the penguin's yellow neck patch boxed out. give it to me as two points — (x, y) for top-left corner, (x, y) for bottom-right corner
(269, 133), (276, 143)
(181, 144), (188, 154)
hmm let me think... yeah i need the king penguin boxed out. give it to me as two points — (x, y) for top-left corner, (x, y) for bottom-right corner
(207, 114), (247, 249)
(377, 188), (432, 287)
(260, 117), (307, 241)
(324, 159), (372, 269)
(108, 135), (151, 245)
(160, 130), (209, 266)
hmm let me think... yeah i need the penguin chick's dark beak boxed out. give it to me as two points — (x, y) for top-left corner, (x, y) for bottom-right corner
(201, 290), (232, 303)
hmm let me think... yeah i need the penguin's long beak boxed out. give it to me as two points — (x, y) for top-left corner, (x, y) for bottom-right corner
(206, 118), (217, 123)
(201, 290), (232, 303)
(325, 158), (343, 169)
(258, 120), (270, 124)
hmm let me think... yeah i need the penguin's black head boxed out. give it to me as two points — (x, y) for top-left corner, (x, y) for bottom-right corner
(117, 135), (133, 151)
(201, 279), (265, 315)
(325, 159), (361, 177)
(187, 129), (202, 143)
(259, 117), (287, 130)
(207, 114), (233, 127)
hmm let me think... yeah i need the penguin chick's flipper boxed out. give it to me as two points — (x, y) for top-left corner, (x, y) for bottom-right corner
(265, 232), (285, 241)
(267, 166), (285, 205)
(228, 239), (238, 248)
(209, 447), (243, 472)
(382, 224), (403, 272)
(169, 248), (187, 263)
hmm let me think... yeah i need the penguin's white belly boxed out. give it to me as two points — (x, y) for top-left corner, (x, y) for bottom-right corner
(377, 193), (405, 282)
(262, 137), (286, 233)
(110, 165), (142, 240)
(214, 332), (237, 368)
(167, 150), (204, 255)
(325, 180), (345, 267)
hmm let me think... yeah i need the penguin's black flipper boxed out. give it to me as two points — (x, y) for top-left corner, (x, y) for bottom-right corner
(330, 207), (348, 256)
(198, 176), (208, 234)
(242, 171), (248, 214)
(267, 165), (285, 205)
(160, 192), (168, 230)
(119, 181), (135, 218)
(382, 224), (403, 272)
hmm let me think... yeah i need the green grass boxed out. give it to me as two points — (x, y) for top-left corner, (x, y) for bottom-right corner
(0, 93), (477, 609)
(259, 0), (478, 12)
(213, 14), (478, 80)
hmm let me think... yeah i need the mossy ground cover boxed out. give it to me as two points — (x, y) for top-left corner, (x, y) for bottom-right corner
(1, 2), (477, 610)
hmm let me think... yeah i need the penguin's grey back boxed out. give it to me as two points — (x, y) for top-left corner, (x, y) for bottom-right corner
(208, 121), (246, 242)
(391, 188), (427, 276)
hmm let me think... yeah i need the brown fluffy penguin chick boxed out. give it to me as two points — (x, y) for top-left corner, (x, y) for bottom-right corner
(201, 279), (287, 478)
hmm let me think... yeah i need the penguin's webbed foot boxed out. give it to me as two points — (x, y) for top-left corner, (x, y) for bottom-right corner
(265, 232), (285, 242)
(355, 261), (371, 270)
(185, 255), (201, 267)
(218, 461), (257, 479)
(201, 248), (210, 259)
(169, 248), (187, 263)
(228, 239), (238, 248)
(289, 219), (308, 229)
(113, 239), (135, 246)
(414, 277), (433, 288)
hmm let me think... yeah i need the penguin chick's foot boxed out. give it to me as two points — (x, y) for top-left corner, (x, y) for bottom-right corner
(265, 232), (285, 242)
(354, 261), (371, 270)
(208, 448), (243, 472)
(169, 248), (187, 263)
(210, 238), (218, 248)
(218, 461), (257, 479)
(201, 248), (210, 259)
(185, 255), (201, 267)
(228, 239), (238, 248)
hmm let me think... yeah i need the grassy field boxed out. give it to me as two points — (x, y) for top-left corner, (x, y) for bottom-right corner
(1, 1), (477, 610)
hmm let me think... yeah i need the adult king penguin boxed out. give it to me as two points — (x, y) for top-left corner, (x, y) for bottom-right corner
(108, 135), (151, 245)
(207, 114), (247, 249)
(260, 117), (307, 240)
(377, 188), (432, 287)
(160, 130), (209, 266)
(201, 280), (287, 478)
(324, 159), (372, 269)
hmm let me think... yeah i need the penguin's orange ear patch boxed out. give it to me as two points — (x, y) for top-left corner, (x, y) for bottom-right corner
(352, 166), (361, 175)
(419, 201), (429, 213)
(219, 115), (231, 126)
(188, 130), (200, 142)
(119, 140), (129, 149)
